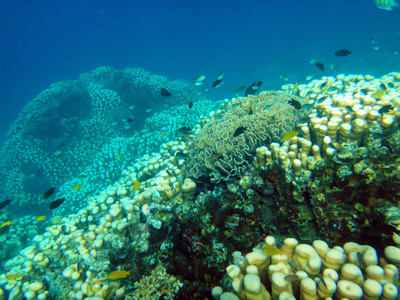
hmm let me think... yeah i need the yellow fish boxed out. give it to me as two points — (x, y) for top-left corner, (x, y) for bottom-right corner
(371, 90), (386, 100)
(132, 181), (141, 192)
(107, 270), (130, 280)
(281, 131), (300, 142)
(73, 184), (83, 191)
(36, 216), (46, 222)
(260, 246), (284, 256)
(116, 153), (124, 158)
(373, 0), (399, 10)
(0, 221), (12, 228)
(6, 274), (23, 280)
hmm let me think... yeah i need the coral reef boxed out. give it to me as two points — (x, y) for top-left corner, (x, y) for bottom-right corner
(1, 71), (400, 300)
(212, 234), (400, 300)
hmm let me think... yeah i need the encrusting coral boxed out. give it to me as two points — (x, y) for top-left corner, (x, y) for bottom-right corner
(183, 91), (310, 182)
(213, 234), (400, 300)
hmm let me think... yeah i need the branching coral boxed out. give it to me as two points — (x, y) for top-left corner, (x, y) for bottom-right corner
(183, 91), (309, 182)
(128, 265), (182, 300)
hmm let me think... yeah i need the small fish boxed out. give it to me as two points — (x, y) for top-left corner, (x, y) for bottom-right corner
(61, 224), (68, 234)
(165, 169), (173, 177)
(373, 126), (399, 138)
(284, 274), (304, 282)
(124, 118), (134, 123)
(378, 104), (394, 114)
(288, 99), (301, 109)
(301, 104), (314, 110)
(345, 106), (354, 112)
(249, 106), (253, 115)
(293, 81), (300, 90)
(264, 104), (273, 110)
(245, 81), (262, 96)
(335, 49), (352, 56)
(217, 71), (224, 80)
(0, 221), (12, 228)
(360, 89), (368, 95)
(294, 126), (306, 137)
(36, 216), (46, 222)
(233, 126), (246, 137)
(315, 62), (324, 71)
(210, 154), (221, 160)
(73, 184), (83, 191)
(306, 74), (315, 81)
(373, 0), (399, 10)
(175, 151), (188, 160)
(5, 274), (23, 280)
(330, 62), (335, 69)
(281, 130), (300, 142)
(49, 198), (65, 210)
(116, 153), (124, 158)
(370, 37), (375, 45)
(280, 74), (289, 81)
(160, 130), (167, 135)
(317, 95), (328, 103)
(320, 81), (328, 90)
(309, 58), (319, 64)
(193, 74), (206, 85)
(234, 85), (246, 92)
(146, 108), (154, 113)
(212, 79), (223, 88)
(0, 226), (10, 235)
(316, 274), (328, 289)
(43, 188), (55, 199)
(372, 46), (380, 51)
(132, 181), (141, 192)
(176, 126), (192, 137)
(393, 50), (399, 55)
(138, 173), (153, 182)
(387, 82), (395, 88)
(107, 270), (131, 280)
(260, 246), (284, 256)
(380, 83), (387, 91)
(161, 88), (172, 97)
(356, 252), (364, 269)
(189, 102), (193, 108)
(0, 199), (11, 209)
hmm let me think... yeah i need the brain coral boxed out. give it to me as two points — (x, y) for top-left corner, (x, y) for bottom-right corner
(183, 91), (309, 182)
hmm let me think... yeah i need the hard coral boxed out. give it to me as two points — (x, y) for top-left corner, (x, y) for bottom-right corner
(183, 91), (309, 182)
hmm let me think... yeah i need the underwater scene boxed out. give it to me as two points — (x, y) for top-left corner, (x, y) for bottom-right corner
(1, 0), (400, 299)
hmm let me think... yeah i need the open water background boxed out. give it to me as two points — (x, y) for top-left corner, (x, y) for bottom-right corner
(0, 0), (399, 141)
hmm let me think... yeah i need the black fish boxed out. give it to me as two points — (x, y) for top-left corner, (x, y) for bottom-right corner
(289, 99), (301, 110)
(0, 199), (11, 209)
(245, 81), (262, 96)
(380, 83), (387, 91)
(138, 173), (153, 182)
(378, 104), (394, 114)
(212, 79), (223, 88)
(360, 223), (400, 257)
(174, 151), (188, 160)
(372, 126), (399, 139)
(345, 106), (354, 112)
(249, 106), (253, 115)
(233, 126), (246, 137)
(161, 88), (172, 97)
(125, 118), (134, 123)
(315, 62), (324, 71)
(188, 102), (193, 108)
(360, 89), (368, 95)
(49, 198), (65, 210)
(176, 127), (192, 137)
(335, 49), (352, 56)
(43, 187), (55, 199)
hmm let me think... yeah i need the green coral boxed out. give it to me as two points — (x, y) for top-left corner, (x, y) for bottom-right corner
(128, 265), (182, 300)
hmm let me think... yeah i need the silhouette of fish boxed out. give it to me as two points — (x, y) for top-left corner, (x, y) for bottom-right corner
(335, 49), (352, 56)
(43, 187), (55, 199)
(161, 88), (172, 97)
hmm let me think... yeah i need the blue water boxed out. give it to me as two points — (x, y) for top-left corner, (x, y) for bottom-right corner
(0, 0), (399, 140)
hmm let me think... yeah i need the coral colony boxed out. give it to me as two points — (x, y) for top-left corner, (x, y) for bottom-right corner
(1, 68), (400, 299)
